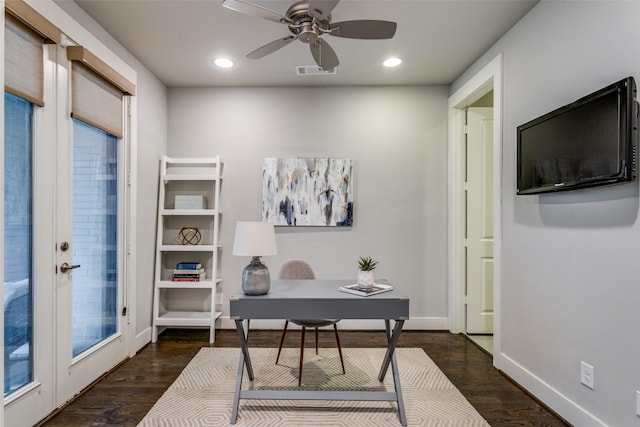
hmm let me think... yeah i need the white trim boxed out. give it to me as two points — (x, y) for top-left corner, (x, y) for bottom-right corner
(135, 328), (152, 352)
(498, 354), (607, 426)
(126, 95), (138, 357)
(447, 54), (503, 361)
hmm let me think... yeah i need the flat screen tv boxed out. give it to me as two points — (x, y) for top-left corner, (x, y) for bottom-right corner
(517, 76), (638, 195)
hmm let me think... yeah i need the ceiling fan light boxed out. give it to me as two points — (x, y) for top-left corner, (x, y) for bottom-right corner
(214, 57), (234, 68)
(383, 57), (402, 68)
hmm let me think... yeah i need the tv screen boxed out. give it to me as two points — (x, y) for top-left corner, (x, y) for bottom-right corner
(517, 77), (638, 195)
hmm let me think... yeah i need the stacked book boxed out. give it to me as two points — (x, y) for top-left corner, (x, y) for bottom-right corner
(172, 262), (206, 282)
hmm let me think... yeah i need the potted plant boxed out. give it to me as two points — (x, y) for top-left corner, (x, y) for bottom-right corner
(357, 256), (378, 288)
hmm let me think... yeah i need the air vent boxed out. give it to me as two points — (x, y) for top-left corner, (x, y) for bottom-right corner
(296, 65), (337, 76)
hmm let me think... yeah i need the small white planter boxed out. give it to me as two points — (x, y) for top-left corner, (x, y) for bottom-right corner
(357, 270), (375, 288)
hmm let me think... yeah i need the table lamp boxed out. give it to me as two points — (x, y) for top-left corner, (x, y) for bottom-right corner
(232, 221), (277, 295)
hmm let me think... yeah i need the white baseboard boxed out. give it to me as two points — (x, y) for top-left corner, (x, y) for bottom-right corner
(495, 352), (606, 427)
(134, 327), (152, 353)
(218, 316), (448, 331)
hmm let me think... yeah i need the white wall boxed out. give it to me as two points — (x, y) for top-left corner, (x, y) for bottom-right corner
(453, 2), (640, 425)
(52, 1), (168, 351)
(167, 86), (449, 329)
(131, 71), (167, 350)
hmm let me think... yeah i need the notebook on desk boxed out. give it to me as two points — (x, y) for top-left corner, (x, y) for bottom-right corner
(338, 283), (394, 297)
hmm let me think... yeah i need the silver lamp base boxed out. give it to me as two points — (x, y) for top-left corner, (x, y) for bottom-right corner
(242, 256), (271, 295)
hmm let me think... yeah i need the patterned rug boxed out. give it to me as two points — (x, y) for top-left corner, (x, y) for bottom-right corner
(138, 347), (489, 426)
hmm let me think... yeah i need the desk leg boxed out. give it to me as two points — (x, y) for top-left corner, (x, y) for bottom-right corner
(235, 319), (254, 380)
(379, 319), (407, 427)
(378, 319), (404, 381)
(231, 319), (253, 424)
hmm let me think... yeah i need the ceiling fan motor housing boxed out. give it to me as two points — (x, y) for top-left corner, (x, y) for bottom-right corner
(286, 2), (330, 44)
(298, 23), (318, 43)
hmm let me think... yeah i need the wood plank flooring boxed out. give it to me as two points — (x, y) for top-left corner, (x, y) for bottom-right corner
(39, 329), (569, 426)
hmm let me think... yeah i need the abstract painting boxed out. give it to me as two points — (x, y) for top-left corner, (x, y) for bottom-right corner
(262, 158), (353, 226)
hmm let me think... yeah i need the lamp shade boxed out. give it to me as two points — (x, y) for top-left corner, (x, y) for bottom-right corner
(232, 221), (277, 256)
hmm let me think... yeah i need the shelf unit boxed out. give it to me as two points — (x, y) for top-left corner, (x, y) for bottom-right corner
(152, 156), (223, 343)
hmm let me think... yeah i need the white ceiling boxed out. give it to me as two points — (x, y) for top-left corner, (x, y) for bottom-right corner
(71, 0), (537, 87)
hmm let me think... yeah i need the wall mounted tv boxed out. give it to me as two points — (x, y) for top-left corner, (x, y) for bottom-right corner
(517, 76), (638, 195)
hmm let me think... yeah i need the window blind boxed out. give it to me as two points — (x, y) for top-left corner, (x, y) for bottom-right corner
(67, 46), (135, 139)
(4, 13), (44, 106)
(4, 0), (63, 106)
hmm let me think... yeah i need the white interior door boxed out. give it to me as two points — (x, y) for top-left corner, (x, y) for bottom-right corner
(465, 107), (494, 334)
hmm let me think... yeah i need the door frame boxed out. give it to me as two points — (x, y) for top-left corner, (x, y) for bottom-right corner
(448, 54), (502, 358)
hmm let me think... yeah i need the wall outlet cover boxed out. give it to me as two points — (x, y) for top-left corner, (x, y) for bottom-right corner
(580, 361), (594, 390)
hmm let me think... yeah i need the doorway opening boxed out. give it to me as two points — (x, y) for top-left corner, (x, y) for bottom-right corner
(465, 95), (494, 354)
(448, 55), (502, 361)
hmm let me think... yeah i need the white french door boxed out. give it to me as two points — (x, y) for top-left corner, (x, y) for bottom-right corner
(4, 45), (129, 426)
(4, 44), (62, 427)
(3, 91), (56, 427)
(53, 87), (128, 404)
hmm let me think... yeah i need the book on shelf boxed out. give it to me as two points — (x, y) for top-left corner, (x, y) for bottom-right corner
(173, 267), (205, 275)
(338, 283), (393, 297)
(172, 272), (206, 281)
(175, 262), (202, 270)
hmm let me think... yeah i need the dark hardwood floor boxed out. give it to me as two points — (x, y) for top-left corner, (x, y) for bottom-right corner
(39, 329), (570, 426)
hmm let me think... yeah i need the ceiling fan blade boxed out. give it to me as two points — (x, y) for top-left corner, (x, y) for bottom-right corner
(308, 0), (340, 21)
(310, 38), (339, 70)
(330, 20), (397, 39)
(247, 35), (297, 59)
(222, 0), (291, 24)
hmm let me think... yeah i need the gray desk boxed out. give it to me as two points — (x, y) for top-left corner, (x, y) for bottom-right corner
(229, 279), (410, 425)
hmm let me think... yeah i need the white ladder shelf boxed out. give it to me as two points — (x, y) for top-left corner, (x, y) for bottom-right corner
(151, 156), (223, 343)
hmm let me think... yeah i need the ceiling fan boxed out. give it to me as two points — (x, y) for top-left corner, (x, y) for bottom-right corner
(221, 0), (397, 70)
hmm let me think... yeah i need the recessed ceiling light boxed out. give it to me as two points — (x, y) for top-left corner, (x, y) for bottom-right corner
(383, 57), (402, 68)
(214, 57), (234, 69)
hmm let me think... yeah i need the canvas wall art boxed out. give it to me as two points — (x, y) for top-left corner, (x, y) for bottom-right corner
(262, 158), (353, 226)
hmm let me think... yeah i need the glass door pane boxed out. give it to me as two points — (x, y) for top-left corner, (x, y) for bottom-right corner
(4, 93), (34, 395)
(71, 120), (119, 357)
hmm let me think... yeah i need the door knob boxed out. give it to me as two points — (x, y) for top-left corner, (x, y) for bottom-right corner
(60, 263), (81, 273)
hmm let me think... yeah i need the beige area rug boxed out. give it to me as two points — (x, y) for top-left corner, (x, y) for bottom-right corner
(138, 347), (489, 426)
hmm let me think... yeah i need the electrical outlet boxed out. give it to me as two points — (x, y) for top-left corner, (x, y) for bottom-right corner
(215, 293), (223, 305)
(581, 361), (594, 390)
